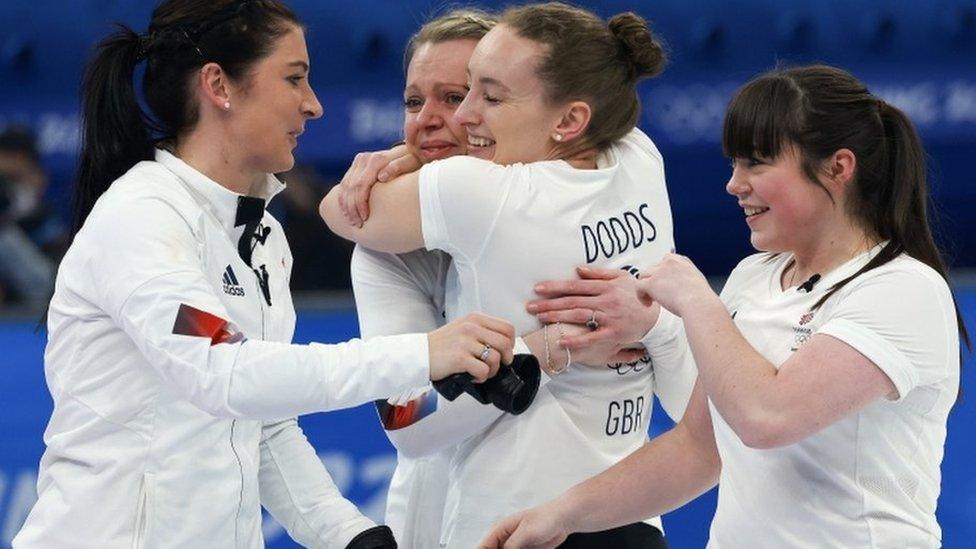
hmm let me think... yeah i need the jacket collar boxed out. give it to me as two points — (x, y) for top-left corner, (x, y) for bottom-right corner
(154, 148), (286, 234)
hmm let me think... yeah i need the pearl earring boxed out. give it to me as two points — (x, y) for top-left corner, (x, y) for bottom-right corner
(223, 101), (231, 110)
(553, 133), (563, 142)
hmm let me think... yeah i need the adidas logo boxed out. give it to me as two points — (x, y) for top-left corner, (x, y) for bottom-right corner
(222, 265), (245, 296)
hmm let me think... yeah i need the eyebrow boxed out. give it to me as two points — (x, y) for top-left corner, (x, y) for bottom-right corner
(479, 76), (511, 93)
(405, 81), (468, 93)
(288, 61), (309, 72)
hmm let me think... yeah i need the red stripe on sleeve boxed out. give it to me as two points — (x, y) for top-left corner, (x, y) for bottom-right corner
(172, 304), (244, 346)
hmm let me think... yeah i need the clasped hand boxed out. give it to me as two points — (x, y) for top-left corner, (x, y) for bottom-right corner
(336, 145), (422, 227)
(525, 255), (717, 365)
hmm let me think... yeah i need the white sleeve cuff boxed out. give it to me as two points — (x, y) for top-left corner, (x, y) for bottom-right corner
(639, 307), (682, 351)
(818, 317), (919, 401)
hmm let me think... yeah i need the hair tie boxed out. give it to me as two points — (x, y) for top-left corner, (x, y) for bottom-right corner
(136, 33), (153, 62)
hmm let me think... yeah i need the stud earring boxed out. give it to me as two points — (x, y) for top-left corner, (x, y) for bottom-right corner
(553, 133), (563, 142)
(223, 101), (231, 110)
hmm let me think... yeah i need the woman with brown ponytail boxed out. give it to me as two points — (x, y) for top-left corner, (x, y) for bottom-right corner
(13, 1), (518, 547)
(484, 65), (967, 549)
(323, 3), (699, 547)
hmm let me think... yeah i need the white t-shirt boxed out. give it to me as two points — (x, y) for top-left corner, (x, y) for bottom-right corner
(419, 129), (696, 548)
(350, 245), (453, 549)
(708, 249), (959, 548)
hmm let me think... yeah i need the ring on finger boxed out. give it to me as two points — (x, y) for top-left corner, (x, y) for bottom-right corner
(479, 343), (492, 362)
(586, 310), (599, 330)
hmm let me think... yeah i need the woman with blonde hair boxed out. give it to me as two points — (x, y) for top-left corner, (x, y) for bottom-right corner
(341, 9), (501, 548)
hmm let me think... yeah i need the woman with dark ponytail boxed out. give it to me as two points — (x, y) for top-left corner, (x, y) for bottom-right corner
(485, 64), (966, 548)
(323, 3), (699, 547)
(14, 1), (519, 547)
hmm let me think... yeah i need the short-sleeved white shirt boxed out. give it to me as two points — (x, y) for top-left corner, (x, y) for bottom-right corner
(708, 249), (959, 548)
(419, 129), (690, 548)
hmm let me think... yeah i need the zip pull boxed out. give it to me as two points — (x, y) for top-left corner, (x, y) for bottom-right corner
(253, 264), (272, 306)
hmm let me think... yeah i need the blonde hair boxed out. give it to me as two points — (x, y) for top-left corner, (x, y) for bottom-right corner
(403, 8), (497, 73)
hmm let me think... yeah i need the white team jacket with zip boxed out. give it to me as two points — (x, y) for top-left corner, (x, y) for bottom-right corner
(14, 150), (430, 548)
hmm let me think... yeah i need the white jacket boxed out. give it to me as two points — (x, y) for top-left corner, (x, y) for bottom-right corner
(14, 150), (430, 548)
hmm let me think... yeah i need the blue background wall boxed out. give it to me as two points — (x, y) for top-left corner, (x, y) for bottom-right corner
(0, 0), (974, 277)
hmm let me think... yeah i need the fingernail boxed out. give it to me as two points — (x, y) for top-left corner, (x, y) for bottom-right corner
(526, 303), (538, 313)
(377, 171), (389, 182)
(534, 284), (544, 293)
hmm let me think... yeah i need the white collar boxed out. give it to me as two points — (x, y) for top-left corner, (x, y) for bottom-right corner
(154, 148), (286, 233)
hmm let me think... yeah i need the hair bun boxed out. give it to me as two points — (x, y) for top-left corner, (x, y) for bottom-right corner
(608, 12), (666, 80)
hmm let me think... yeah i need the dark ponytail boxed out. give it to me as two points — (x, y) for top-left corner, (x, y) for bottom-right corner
(72, 0), (300, 233)
(831, 102), (971, 349)
(723, 65), (969, 350)
(74, 25), (154, 233)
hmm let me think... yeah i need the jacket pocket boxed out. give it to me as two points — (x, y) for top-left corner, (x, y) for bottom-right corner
(132, 472), (156, 549)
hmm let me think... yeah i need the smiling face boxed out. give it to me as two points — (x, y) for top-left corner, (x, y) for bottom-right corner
(403, 39), (478, 163)
(227, 25), (323, 175)
(453, 25), (564, 165)
(726, 147), (837, 254)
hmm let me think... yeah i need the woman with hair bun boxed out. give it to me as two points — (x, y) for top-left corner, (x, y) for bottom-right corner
(484, 64), (967, 549)
(323, 3), (698, 547)
(13, 1), (517, 547)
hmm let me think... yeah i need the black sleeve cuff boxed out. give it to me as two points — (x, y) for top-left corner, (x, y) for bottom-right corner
(345, 525), (397, 549)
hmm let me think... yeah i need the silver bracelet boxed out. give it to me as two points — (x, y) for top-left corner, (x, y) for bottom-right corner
(543, 322), (552, 373)
(550, 322), (570, 374)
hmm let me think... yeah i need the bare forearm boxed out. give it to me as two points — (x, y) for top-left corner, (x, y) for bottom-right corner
(319, 173), (424, 253)
(679, 298), (782, 442)
(558, 423), (720, 533)
(320, 187), (354, 241)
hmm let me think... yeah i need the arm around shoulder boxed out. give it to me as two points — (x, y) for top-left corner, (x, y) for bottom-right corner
(321, 169), (424, 254)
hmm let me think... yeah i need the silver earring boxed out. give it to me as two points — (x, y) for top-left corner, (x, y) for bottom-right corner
(223, 101), (231, 110)
(553, 133), (563, 142)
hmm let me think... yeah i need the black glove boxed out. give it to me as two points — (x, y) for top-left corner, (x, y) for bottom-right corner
(345, 525), (397, 549)
(433, 353), (541, 415)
